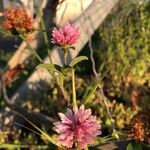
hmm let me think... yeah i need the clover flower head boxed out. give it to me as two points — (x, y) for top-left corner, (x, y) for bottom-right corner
(128, 111), (150, 143)
(53, 105), (101, 149)
(3, 8), (34, 34)
(51, 23), (80, 47)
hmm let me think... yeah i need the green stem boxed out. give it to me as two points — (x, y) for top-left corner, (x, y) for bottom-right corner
(72, 68), (77, 106)
(0, 29), (13, 37)
(84, 147), (89, 150)
(39, 12), (52, 63)
(112, 129), (119, 140)
(83, 34), (137, 105)
(35, 0), (52, 63)
(20, 35), (43, 63)
(56, 76), (68, 100)
(18, 113), (60, 147)
(84, 83), (99, 104)
(84, 65), (111, 104)
(63, 49), (68, 65)
(76, 147), (82, 150)
(60, 85), (68, 100)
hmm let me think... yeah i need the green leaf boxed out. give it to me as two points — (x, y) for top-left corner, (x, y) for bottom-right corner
(126, 142), (142, 150)
(17, 113), (62, 148)
(69, 56), (88, 67)
(61, 65), (72, 75)
(57, 73), (65, 87)
(0, 144), (48, 149)
(36, 63), (62, 74)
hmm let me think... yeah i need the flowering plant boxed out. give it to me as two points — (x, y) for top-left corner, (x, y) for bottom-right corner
(0, 4), (150, 150)
(37, 23), (102, 149)
(1, 9), (102, 148)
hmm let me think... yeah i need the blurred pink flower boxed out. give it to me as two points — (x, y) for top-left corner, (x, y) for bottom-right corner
(51, 23), (80, 47)
(53, 105), (101, 149)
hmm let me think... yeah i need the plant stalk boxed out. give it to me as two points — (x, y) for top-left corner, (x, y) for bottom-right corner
(72, 68), (77, 106)
(60, 85), (68, 100)
(20, 35), (43, 63)
(63, 48), (67, 65)
(84, 147), (89, 150)
(34, 0), (52, 63)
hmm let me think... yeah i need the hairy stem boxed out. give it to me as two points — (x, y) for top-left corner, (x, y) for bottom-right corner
(72, 68), (77, 106)
(35, 0), (52, 63)
(84, 147), (89, 150)
(60, 85), (68, 100)
(63, 48), (68, 65)
(20, 35), (43, 63)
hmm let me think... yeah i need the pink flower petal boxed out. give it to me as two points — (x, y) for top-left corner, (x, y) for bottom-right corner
(53, 105), (101, 149)
(51, 23), (80, 47)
